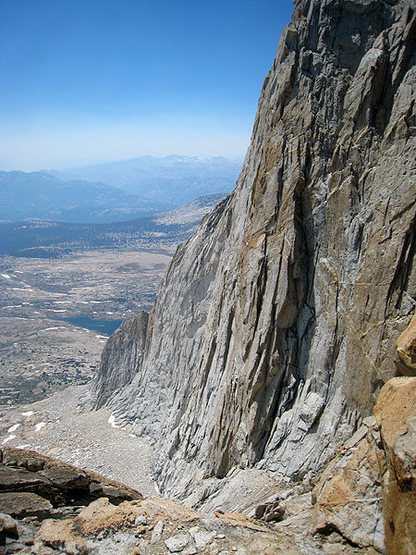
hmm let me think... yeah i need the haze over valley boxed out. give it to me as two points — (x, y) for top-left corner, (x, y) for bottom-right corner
(1, 155), (240, 224)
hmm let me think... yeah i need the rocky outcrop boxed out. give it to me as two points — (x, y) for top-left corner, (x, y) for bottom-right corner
(0, 448), (142, 510)
(311, 375), (416, 554)
(374, 376), (416, 554)
(96, 0), (416, 500)
(0, 447), (142, 553)
(395, 313), (416, 375)
(0, 449), (305, 554)
(33, 496), (302, 554)
(311, 417), (385, 551)
(93, 311), (149, 408)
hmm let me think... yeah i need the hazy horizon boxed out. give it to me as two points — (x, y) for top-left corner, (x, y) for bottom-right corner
(0, 0), (293, 172)
(2, 153), (245, 175)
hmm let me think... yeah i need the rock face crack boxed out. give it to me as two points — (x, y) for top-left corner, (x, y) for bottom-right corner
(386, 213), (416, 315)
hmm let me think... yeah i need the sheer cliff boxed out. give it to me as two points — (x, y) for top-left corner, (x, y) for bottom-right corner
(95, 0), (416, 499)
(93, 312), (149, 408)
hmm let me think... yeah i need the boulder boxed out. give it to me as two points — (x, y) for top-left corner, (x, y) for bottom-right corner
(0, 492), (53, 519)
(0, 513), (18, 544)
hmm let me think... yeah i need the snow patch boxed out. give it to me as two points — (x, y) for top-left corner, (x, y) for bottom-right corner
(34, 422), (46, 432)
(2, 435), (16, 444)
(8, 423), (20, 433)
(108, 414), (118, 429)
(21, 411), (34, 417)
(1, 273), (11, 279)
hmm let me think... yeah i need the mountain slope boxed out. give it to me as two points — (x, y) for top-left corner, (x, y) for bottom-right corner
(96, 0), (416, 500)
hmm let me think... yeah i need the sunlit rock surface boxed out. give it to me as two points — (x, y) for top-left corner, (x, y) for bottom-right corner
(96, 0), (416, 500)
(374, 376), (416, 554)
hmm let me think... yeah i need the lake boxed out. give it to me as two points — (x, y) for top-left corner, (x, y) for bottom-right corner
(62, 316), (123, 336)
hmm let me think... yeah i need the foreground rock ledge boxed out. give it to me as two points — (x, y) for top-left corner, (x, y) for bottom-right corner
(312, 376), (416, 554)
(0, 447), (142, 553)
(2, 375), (416, 552)
(33, 497), (301, 554)
(0, 446), (301, 554)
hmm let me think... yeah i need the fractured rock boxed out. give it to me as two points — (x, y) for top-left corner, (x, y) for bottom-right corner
(164, 532), (190, 552)
(0, 513), (18, 544)
(374, 376), (416, 554)
(395, 314), (416, 376)
(193, 529), (217, 549)
(151, 519), (164, 543)
(311, 376), (416, 553)
(311, 418), (385, 552)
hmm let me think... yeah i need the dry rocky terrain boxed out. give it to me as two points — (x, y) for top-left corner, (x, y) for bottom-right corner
(1, 369), (416, 553)
(0, 249), (172, 405)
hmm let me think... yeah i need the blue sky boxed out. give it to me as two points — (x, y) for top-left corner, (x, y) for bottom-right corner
(0, 0), (293, 170)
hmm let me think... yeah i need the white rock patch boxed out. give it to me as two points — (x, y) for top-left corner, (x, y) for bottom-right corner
(2, 435), (16, 444)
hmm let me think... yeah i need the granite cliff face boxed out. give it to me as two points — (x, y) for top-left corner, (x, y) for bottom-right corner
(93, 312), (149, 408)
(95, 0), (416, 500)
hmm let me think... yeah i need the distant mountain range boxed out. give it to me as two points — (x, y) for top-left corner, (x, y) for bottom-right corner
(0, 156), (240, 224)
(0, 170), (163, 224)
(51, 155), (241, 207)
(0, 193), (227, 258)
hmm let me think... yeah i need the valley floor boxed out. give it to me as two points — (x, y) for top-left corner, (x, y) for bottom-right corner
(0, 248), (173, 405)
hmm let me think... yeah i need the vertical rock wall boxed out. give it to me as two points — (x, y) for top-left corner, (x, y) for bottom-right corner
(96, 0), (416, 498)
(93, 312), (149, 408)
